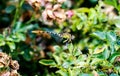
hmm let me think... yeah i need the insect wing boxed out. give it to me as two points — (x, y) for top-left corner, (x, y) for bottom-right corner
(48, 32), (63, 43)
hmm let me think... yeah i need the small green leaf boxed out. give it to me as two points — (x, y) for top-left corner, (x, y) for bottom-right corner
(102, 47), (110, 59)
(53, 54), (61, 65)
(98, 72), (107, 76)
(39, 59), (56, 66)
(68, 68), (73, 76)
(73, 48), (82, 56)
(6, 37), (14, 41)
(56, 70), (68, 76)
(0, 34), (5, 46)
(109, 52), (120, 63)
(11, 35), (20, 42)
(7, 42), (15, 50)
(104, 0), (116, 7)
(93, 46), (105, 54)
(91, 58), (103, 66)
(5, 5), (16, 13)
(92, 31), (106, 40)
(114, 17), (120, 28)
(106, 31), (116, 42)
(76, 23), (83, 30)
(0, 40), (5, 46)
(16, 33), (26, 41)
(110, 73), (119, 76)
(79, 73), (93, 76)
(68, 43), (74, 54)
(0, 34), (4, 41)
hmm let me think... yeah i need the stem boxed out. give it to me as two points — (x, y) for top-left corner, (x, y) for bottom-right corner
(11, 0), (24, 27)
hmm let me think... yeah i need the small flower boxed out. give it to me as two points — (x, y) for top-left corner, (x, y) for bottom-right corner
(26, 0), (41, 11)
(41, 3), (66, 25)
(66, 10), (74, 18)
(10, 60), (19, 70)
(0, 52), (10, 68)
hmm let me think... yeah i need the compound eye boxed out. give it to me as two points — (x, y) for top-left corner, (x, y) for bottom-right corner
(101, 6), (105, 9)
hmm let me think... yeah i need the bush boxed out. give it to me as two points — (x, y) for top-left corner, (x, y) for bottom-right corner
(0, 0), (120, 76)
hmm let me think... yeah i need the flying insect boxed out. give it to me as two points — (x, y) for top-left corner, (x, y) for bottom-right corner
(32, 30), (75, 43)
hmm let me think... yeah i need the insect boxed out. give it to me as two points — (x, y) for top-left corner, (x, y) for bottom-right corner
(32, 30), (75, 43)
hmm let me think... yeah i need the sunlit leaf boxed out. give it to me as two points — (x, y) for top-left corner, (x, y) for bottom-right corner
(109, 52), (120, 63)
(79, 73), (93, 76)
(39, 59), (56, 66)
(76, 23), (83, 30)
(91, 58), (103, 66)
(0, 34), (5, 46)
(73, 48), (82, 56)
(68, 43), (74, 54)
(114, 17), (120, 28)
(104, 0), (117, 7)
(92, 31), (106, 40)
(0, 40), (5, 46)
(0, 34), (4, 41)
(98, 72), (107, 76)
(106, 31), (116, 42)
(56, 70), (68, 76)
(110, 73), (119, 76)
(102, 47), (110, 59)
(6, 42), (15, 50)
(6, 37), (14, 41)
(16, 32), (26, 41)
(93, 46), (105, 54)
(53, 54), (61, 65)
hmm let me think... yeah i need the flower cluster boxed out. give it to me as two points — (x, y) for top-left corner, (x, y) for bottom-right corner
(26, 0), (74, 25)
(0, 52), (20, 76)
(41, 3), (66, 25)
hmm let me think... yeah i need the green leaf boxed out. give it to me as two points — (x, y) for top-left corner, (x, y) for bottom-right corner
(102, 47), (110, 59)
(53, 45), (62, 52)
(100, 61), (113, 69)
(104, 0), (116, 7)
(73, 48), (82, 56)
(106, 31), (116, 42)
(91, 58), (103, 66)
(110, 73), (119, 76)
(6, 37), (14, 41)
(76, 23), (83, 30)
(93, 46), (105, 54)
(0, 40), (6, 46)
(79, 73), (93, 76)
(109, 52), (120, 63)
(109, 42), (115, 54)
(53, 54), (61, 65)
(16, 33), (26, 41)
(11, 35), (20, 42)
(92, 31), (106, 40)
(6, 42), (15, 50)
(56, 70), (68, 76)
(39, 59), (56, 66)
(0, 34), (4, 41)
(98, 72), (107, 76)
(5, 5), (16, 13)
(114, 17), (120, 28)
(68, 43), (74, 54)
(0, 34), (5, 46)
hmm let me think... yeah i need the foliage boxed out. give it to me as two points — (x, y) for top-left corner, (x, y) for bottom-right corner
(0, 0), (120, 76)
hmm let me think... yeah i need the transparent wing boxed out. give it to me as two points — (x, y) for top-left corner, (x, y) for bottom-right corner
(42, 28), (63, 43)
